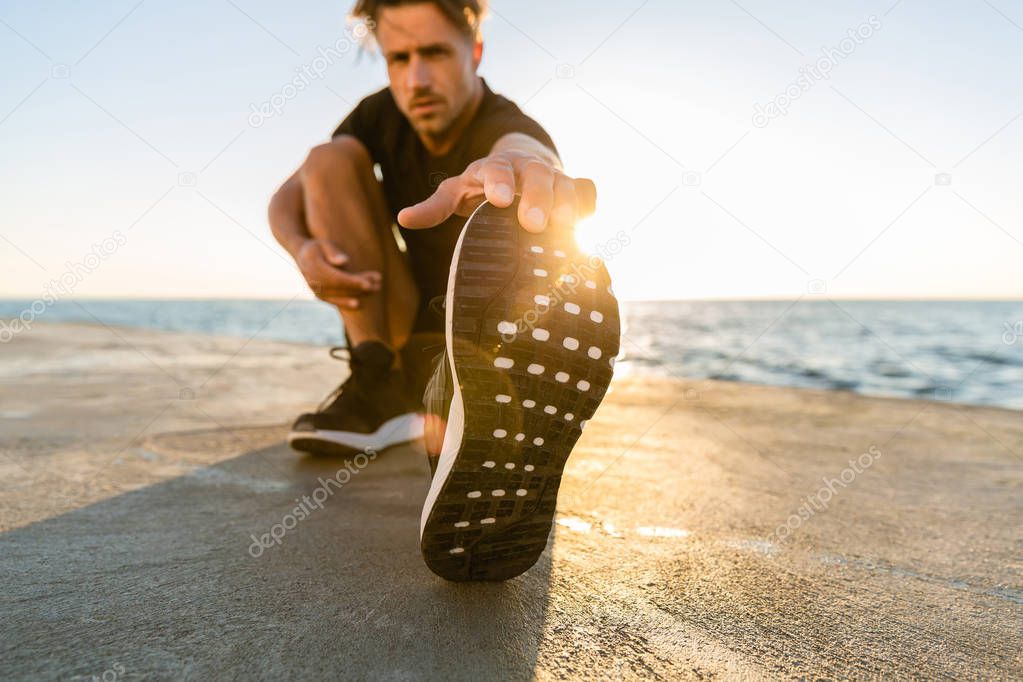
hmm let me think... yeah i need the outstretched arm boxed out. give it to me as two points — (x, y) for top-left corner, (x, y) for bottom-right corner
(397, 132), (596, 234)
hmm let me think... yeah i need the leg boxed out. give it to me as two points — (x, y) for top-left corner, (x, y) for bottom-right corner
(300, 137), (418, 351)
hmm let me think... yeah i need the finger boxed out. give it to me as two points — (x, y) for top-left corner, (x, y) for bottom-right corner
(319, 247), (381, 291)
(319, 241), (349, 267)
(517, 160), (555, 233)
(328, 297), (361, 310)
(311, 267), (379, 298)
(361, 270), (382, 288)
(323, 267), (380, 293)
(478, 157), (515, 207)
(397, 176), (463, 229)
(311, 285), (363, 308)
(573, 178), (597, 217)
(353, 269), (382, 292)
(311, 279), (368, 302)
(550, 173), (578, 230)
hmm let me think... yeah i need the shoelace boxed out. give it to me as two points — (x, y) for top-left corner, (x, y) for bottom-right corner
(316, 346), (353, 412)
(328, 346), (351, 362)
(427, 295), (445, 318)
(423, 296), (447, 365)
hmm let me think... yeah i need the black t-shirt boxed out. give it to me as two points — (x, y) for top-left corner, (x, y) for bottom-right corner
(332, 79), (557, 316)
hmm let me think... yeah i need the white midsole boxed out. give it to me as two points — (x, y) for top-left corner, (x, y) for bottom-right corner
(288, 412), (424, 451)
(419, 200), (490, 539)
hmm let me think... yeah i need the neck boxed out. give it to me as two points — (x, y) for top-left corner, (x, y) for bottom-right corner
(418, 78), (483, 156)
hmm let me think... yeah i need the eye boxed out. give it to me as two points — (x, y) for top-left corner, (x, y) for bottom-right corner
(420, 46), (450, 59)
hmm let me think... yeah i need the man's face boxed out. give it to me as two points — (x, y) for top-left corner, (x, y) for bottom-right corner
(375, 3), (482, 139)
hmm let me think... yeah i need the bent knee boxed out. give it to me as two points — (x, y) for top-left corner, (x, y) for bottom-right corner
(302, 136), (372, 186)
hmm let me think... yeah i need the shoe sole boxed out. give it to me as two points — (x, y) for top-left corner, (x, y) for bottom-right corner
(288, 413), (424, 457)
(419, 199), (620, 581)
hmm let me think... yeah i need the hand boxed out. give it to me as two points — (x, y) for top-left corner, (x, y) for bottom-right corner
(397, 149), (596, 234)
(296, 239), (381, 310)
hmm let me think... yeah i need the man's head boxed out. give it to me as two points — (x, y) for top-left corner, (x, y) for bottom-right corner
(351, 0), (487, 141)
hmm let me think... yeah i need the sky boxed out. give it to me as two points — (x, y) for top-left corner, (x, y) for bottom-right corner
(1, 0), (1021, 302)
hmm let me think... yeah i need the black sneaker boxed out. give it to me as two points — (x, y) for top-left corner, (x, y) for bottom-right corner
(419, 199), (620, 581)
(288, 341), (424, 456)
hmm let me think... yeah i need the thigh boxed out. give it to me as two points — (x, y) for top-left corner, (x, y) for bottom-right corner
(302, 136), (394, 241)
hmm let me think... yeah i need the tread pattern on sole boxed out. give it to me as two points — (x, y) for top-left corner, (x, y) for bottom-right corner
(420, 201), (620, 581)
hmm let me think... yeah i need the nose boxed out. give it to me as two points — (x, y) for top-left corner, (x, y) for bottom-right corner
(406, 53), (431, 91)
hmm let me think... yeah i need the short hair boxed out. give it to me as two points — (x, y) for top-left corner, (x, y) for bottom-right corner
(351, 0), (488, 43)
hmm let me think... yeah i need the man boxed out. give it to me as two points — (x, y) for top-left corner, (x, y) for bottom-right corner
(269, 0), (618, 580)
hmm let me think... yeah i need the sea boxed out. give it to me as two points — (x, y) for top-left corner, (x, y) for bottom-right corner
(1, 298), (1020, 410)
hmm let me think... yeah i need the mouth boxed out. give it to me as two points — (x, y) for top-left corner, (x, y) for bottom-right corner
(409, 98), (444, 116)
